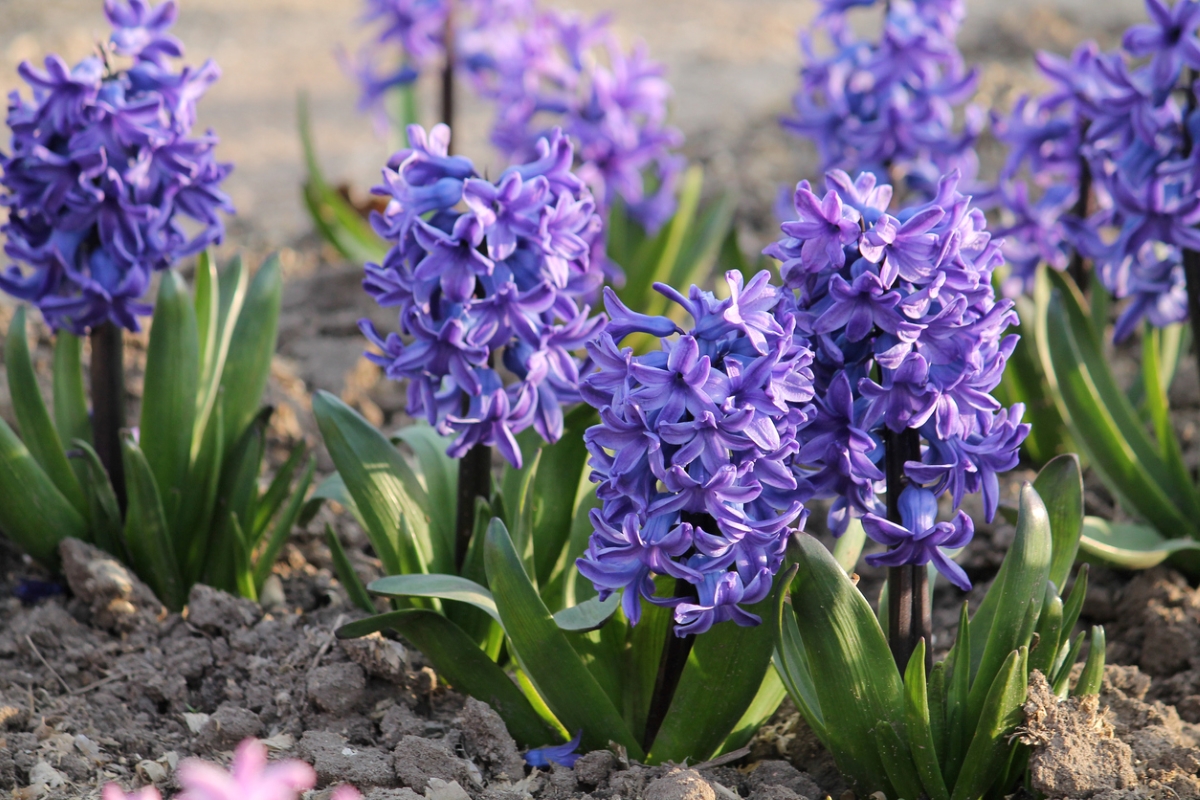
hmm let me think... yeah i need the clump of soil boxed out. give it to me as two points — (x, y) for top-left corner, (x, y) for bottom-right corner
(0, 539), (834, 800)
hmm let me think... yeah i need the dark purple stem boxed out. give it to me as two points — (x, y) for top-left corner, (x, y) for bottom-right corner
(643, 577), (697, 751)
(885, 426), (925, 672)
(1182, 70), (1200, 392)
(455, 443), (491, 572)
(90, 322), (127, 513)
(441, 2), (456, 152)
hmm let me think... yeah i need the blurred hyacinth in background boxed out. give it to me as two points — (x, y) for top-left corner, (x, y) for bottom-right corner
(783, 0), (984, 202)
(0, 0), (233, 334)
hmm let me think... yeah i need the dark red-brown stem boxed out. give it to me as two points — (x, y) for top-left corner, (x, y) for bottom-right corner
(643, 578), (697, 751)
(90, 322), (127, 513)
(885, 426), (925, 672)
(440, 2), (456, 152)
(1067, 142), (1092, 292)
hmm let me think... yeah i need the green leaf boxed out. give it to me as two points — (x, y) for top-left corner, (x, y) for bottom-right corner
(833, 517), (868, 573)
(928, 661), (947, 770)
(1142, 325), (1200, 522)
(313, 391), (436, 576)
(484, 517), (643, 757)
(943, 604), (970, 790)
(141, 270), (200, 528)
(904, 641), (950, 800)
(194, 252), (220, 395)
(392, 422), (458, 569)
(69, 439), (124, 558)
(250, 443), (307, 545)
(529, 405), (596, 588)
(1079, 516), (1200, 569)
(1033, 454), (1084, 590)
(1059, 565), (1088, 657)
(623, 586), (672, 740)
(6, 307), (87, 516)
(1041, 273), (1194, 536)
(501, 444), (541, 584)
(1052, 632), (1086, 697)
(297, 93), (389, 264)
(300, 471), (361, 528)
(121, 436), (184, 609)
(716, 666), (788, 755)
(782, 534), (907, 796)
(181, 401), (225, 585)
(228, 513), (257, 601)
(206, 407), (269, 592)
(337, 609), (559, 747)
(951, 648), (1028, 800)
(647, 576), (779, 764)
(325, 523), (375, 613)
(219, 255), (282, 457)
(552, 593), (620, 632)
(252, 455), (316, 591)
(549, 464), (604, 611)
(194, 255), (248, 462)
(0, 414), (87, 566)
(52, 331), (90, 448)
(1071, 626), (1106, 697)
(1029, 582), (1064, 679)
(773, 572), (825, 738)
(969, 483), (1051, 730)
(368, 574), (498, 623)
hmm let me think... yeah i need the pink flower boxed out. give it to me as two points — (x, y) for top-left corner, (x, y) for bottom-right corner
(176, 738), (318, 800)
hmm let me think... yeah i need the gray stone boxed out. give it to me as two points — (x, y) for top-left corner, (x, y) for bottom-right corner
(298, 730), (397, 788)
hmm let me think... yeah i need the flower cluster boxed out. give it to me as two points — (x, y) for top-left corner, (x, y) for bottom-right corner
(360, 123), (605, 467)
(784, 0), (983, 201)
(480, 9), (685, 233)
(577, 270), (816, 636)
(0, 0), (233, 334)
(993, 0), (1200, 340)
(766, 169), (1028, 590)
(103, 738), (360, 800)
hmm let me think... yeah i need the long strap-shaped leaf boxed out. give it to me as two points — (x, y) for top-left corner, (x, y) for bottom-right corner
(781, 533), (912, 797)
(121, 436), (185, 610)
(904, 641), (949, 800)
(52, 331), (91, 448)
(337, 609), (558, 747)
(6, 307), (87, 517)
(484, 517), (644, 758)
(950, 647), (1028, 800)
(220, 255), (282, 458)
(368, 574), (500, 623)
(647, 573), (779, 764)
(0, 414), (86, 566)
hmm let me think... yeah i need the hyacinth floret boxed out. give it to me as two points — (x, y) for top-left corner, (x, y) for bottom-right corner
(993, 0), (1200, 340)
(766, 168), (1029, 589)
(784, 0), (984, 202)
(361, 123), (605, 468)
(577, 270), (816, 636)
(0, 0), (233, 334)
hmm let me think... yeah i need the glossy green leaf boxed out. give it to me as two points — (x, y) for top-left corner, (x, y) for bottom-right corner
(667, 189), (735, 294)
(325, 523), (375, 613)
(313, 391), (434, 577)
(969, 483), (1050, 728)
(1143, 325), (1200, 523)
(717, 666), (788, 756)
(392, 422), (458, 568)
(194, 252), (219, 394)
(484, 517), (643, 757)
(6, 306), (86, 516)
(219, 255), (281, 456)
(141, 270), (200, 527)
(647, 577), (779, 765)
(1079, 516), (1200, 569)
(1059, 565), (1088, 655)
(1052, 632), (1086, 697)
(904, 641), (949, 800)
(337, 609), (558, 747)
(252, 455), (316, 591)
(52, 331), (90, 448)
(70, 439), (124, 558)
(548, 464), (604, 611)
(943, 603), (970, 791)
(951, 648), (1028, 800)
(0, 414), (86, 566)
(194, 256), (248, 462)
(1030, 582), (1064, 678)
(121, 436), (184, 609)
(1072, 626), (1106, 697)
(529, 405), (596, 588)
(299, 471), (361, 528)
(501, 446), (541, 584)
(624, 587), (672, 741)
(552, 593), (620, 632)
(928, 661), (947, 769)
(181, 400), (225, 585)
(1041, 273), (1194, 536)
(229, 513), (257, 601)
(773, 569), (825, 739)
(368, 574), (498, 623)
(1035, 454), (1085, 590)
(782, 534), (906, 796)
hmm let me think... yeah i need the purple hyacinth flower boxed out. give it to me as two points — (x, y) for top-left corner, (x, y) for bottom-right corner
(524, 731), (582, 769)
(1122, 0), (1200, 95)
(863, 486), (974, 590)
